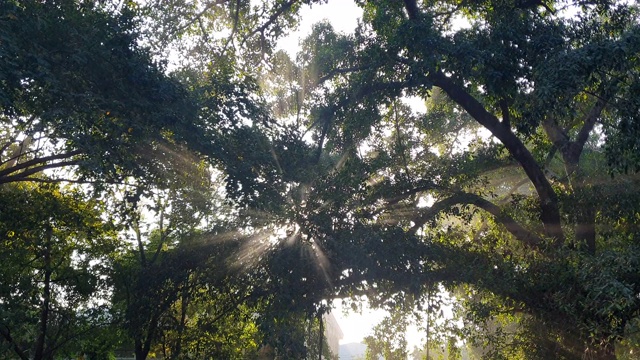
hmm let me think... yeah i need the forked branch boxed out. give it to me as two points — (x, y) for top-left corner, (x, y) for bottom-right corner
(428, 71), (563, 242)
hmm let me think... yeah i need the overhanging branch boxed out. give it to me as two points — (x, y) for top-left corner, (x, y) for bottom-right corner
(0, 325), (29, 360)
(427, 71), (563, 242)
(0, 160), (80, 184)
(574, 97), (606, 158)
(411, 192), (543, 248)
(0, 150), (82, 178)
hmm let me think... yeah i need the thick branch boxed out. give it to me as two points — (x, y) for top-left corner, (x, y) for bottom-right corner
(428, 71), (563, 242)
(409, 196), (463, 234)
(380, 183), (440, 209)
(0, 150), (82, 178)
(403, 0), (420, 19)
(0, 325), (29, 360)
(544, 96), (607, 171)
(542, 118), (570, 153)
(402, 0), (562, 242)
(499, 98), (511, 128)
(0, 160), (80, 184)
(573, 97), (606, 160)
(8, 177), (137, 187)
(411, 193), (543, 247)
(0, 148), (39, 168)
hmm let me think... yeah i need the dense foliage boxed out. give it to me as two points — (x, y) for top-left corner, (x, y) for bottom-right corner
(1, 0), (640, 359)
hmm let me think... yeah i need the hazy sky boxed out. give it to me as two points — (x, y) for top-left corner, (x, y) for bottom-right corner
(276, 0), (363, 57)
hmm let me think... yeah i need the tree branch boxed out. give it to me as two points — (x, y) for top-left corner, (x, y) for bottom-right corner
(222, 0), (242, 53)
(401, 0), (562, 242)
(0, 325), (29, 360)
(8, 177), (139, 187)
(410, 192), (543, 247)
(543, 95), (607, 178)
(167, 0), (226, 37)
(573, 97), (606, 158)
(0, 150), (82, 178)
(402, 0), (421, 20)
(0, 160), (80, 184)
(316, 65), (372, 86)
(0, 148), (39, 168)
(380, 183), (440, 208)
(499, 98), (511, 128)
(0, 137), (18, 159)
(241, 0), (301, 47)
(542, 118), (569, 155)
(428, 71), (563, 242)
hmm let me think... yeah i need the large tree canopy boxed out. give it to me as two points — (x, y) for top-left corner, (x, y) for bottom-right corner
(3, 0), (640, 359)
(218, 0), (640, 358)
(0, 0), (270, 190)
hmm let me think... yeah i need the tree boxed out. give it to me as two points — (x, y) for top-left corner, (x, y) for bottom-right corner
(1, 0), (336, 359)
(0, 0), (268, 193)
(6, 0), (640, 358)
(208, 0), (640, 358)
(0, 0), (199, 186)
(112, 236), (251, 360)
(364, 311), (409, 360)
(0, 183), (119, 360)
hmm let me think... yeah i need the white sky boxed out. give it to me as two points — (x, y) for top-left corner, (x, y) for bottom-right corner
(277, 0), (426, 351)
(331, 299), (425, 349)
(331, 299), (387, 344)
(276, 0), (363, 57)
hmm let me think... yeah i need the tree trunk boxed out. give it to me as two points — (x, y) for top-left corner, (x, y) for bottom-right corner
(135, 338), (149, 360)
(34, 228), (52, 360)
(317, 312), (324, 360)
(428, 71), (565, 244)
(171, 284), (190, 359)
(566, 156), (597, 254)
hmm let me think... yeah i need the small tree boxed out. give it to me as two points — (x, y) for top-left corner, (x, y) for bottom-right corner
(0, 183), (119, 360)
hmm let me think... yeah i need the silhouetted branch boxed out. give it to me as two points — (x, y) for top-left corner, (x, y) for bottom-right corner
(411, 192), (543, 247)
